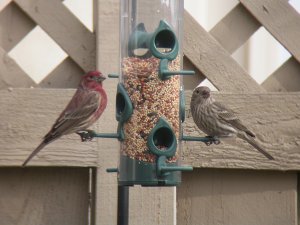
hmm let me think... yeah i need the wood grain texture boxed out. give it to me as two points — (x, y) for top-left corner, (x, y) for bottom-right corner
(183, 55), (206, 89)
(0, 167), (89, 225)
(177, 169), (297, 225)
(14, 0), (96, 72)
(39, 57), (84, 88)
(183, 91), (300, 170)
(0, 88), (106, 166)
(1, 88), (300, 170)
(210, 3), (261, 54)
(95, 1), (119, 224)
(240, 0), (300, 63)
(183, 11), (264, 92)
(0, 2), (35, 51)
(129, 186), (175, 225)
(262, 57), (300, 92)
(0, 47), (35, 89)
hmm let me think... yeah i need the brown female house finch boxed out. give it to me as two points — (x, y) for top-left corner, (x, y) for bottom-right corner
(22, 71), (107, 166)
(190, 86), (274, 160)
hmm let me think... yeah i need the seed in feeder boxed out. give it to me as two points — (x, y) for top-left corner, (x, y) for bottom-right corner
(121, 56), (180, 163)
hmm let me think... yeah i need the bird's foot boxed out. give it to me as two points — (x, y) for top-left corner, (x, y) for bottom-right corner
(205, 136), (221, 146)
(77, 130), (96, 142)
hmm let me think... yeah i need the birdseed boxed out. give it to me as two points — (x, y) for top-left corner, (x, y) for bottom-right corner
(121, 56), (180, 163)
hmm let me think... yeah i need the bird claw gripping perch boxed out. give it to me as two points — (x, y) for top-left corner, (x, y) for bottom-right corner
(204, 136), (221, 146)
(77, 130), (96, 142)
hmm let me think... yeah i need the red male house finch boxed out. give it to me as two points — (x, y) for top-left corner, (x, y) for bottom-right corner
(190, 86), (274, 160)
(22, 71), (107, 166)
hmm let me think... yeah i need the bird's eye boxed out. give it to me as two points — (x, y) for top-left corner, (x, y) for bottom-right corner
(196, 90), (200, 94)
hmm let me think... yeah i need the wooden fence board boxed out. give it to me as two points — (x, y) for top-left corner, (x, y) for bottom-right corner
(0, 2), (35, 51)
(129, 186), (175, 225)
(0, 88), (102, 166)
(14, 0), (96, 72)
(0, 0), (11, 11)
(183, 56), (206, 89)
(240, 0), (300, 63)
(184, 11), (264, 92)
(183, 91), (300, 170)
(262, 57), (300, 92)
(177, 169), (297, 225)
(210, 3), (261, 54)
(95, 1), (119, 224)
(0, 167), (89, 225)
(1, 88), (299, 170)
(39, 57), (84, 88)
(0, 47), (35, 89)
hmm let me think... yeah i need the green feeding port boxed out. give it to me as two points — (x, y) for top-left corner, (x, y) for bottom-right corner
(154, 30), (176, 51)
(147, 117), (177, 157)
(115, 83), (133, 123)
(128, 20), (178, 60)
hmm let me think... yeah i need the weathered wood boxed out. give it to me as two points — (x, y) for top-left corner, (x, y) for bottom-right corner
(183, 55), (206, 89)
(0, 88), (105, 166)
(0, 47), (35, 89)
(1, 88), (300, 170)
(183, 91), (300, 170)
(210, 3), (261, 54)
(129, 186), (175, 225)
(262, 57), (300, 92)
(0, 0), (11, 11)
(0, 2), (35, 51)
(14, 0), (96, 72)
(183, 11), (264, 92)
(95, 1), (119, 224)
(240, 0), (300, 63)
(39, 57), (84, 88)
(177, 169), (297, 225)
(0, 167), (89, 225)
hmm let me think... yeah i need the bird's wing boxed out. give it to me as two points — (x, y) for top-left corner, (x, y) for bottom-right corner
(212, 101), (255, 137)
(45, 89), (101, 140)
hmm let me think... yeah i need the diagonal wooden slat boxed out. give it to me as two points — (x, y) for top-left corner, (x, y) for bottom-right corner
(0, 0), (11, 11)
(183, 11), (265, 92)
(240, 0), (300, 63)
(0, 46), (35, 89)
(14, 0), (96, 72)
(183, 55), (206, 89)
(210, 3), (261, 54)
(0, 2), (35, 51)
(39, 57), (84, 88)
(262, 57), (300, 92)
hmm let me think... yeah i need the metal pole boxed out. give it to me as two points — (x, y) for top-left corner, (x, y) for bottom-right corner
(117, 186), (129, 225)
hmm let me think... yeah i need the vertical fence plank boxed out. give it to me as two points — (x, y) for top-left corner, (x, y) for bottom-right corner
(0, 168), (89, 225)
(178, 169), (297, 225)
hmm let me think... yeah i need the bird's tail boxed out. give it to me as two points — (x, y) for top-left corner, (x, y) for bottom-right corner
(22, 141), (47, 167)
(237, 132), (274, 160)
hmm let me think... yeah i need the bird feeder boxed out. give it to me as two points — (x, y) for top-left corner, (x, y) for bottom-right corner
(114, 0), (194, 186)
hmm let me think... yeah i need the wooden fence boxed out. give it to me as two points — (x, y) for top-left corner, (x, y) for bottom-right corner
(0, 0), (299, 224)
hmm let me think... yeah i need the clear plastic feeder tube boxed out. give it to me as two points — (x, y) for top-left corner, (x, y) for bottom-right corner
(117, 0), (186, 186)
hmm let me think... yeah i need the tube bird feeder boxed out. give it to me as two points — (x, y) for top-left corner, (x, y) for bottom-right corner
(114, 0), (194, 186)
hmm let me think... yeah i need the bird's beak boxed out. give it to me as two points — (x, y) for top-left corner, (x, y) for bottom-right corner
(96, 76), (106, 82)
(203, 91), (210, 99)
